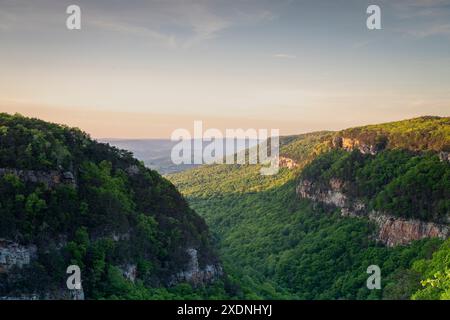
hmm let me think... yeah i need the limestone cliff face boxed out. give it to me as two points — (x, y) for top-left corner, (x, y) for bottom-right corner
(369, 214), (448, 247)
(297, 179), (349, 209)
(439, 151), (450, 163)
(120, 264), (137, 282)
(0, 168), (76, 188)
(279, 156), (298, 169)
(0, 239), (37, 273)
(169, 248), (223, 287)
(0, 238), (85, 300)
(297, 179), (449, 247)
(332, 136), (383, 155)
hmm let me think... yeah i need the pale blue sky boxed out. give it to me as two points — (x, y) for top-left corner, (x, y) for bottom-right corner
(1, 0), (449, 138)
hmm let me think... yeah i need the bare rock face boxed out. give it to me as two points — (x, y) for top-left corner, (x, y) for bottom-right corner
(341, 138), (379, 155)
(297, 179), (347, 208)
(370, 214), (449, 247)
(0, 168), (76, 188)
(120, 264), (137, 282)
(170, 248), (223, 287)
(125, 165), (140, 176)
(297, 179), (449, 246)
(332, 136), (343, 148)
(279, 156), (298, 169)
(331, 134), (388, 155)
(0, 238), (86, 300)
(439, 151), (450, 163)
(0, 239), (37, 273)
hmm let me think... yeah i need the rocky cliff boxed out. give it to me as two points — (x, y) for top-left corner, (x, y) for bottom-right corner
(297, 179), (449, 246)
(332, 136), (386, 155)
(0, 168), (76, 188)
(169, 248), (223, 287)
(0, 239), (37, 273)
(279, 156), (299, 169)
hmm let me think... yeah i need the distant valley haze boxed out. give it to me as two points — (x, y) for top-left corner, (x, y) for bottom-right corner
(101, 138), (259, 174)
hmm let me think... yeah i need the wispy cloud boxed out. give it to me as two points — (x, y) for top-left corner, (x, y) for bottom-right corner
(273, 53), (296, 59)
(0, 0), (277, 48)
(382, 0), (450, 39)
(87, 0), (276, 49)
(405, 23), (450, 38)
(89, 19), (178, 48)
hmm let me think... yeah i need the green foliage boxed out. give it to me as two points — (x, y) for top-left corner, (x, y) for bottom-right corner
(301, 149), (450, 222)
(170, 131), (446, 299)
(279, 132), (333, 163)
(2, 113), (448, 300)
(339, 116), (450, 152)
(411, 239), (450, 300)
(0, 113), (223, 299)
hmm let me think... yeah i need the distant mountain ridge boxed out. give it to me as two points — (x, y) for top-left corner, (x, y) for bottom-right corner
(102, 138), (259, 174)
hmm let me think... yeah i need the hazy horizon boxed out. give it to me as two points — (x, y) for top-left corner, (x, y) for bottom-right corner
(1, 109), (448, 140)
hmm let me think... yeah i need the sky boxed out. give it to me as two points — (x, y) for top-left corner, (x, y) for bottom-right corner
(0, 0), (449, 138)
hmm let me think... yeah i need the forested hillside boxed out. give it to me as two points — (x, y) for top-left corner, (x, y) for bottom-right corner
(338, 116), (449, 152)
(1, 114), (448, 300)
(170, 117), (450, 299)
(300, 149), (450, 223)
(0, 113), (228, 299)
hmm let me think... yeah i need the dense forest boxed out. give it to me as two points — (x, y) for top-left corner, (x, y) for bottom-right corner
(337, 116), (450, 152)
(170, 117), (450, 300)
(170, 157), (445, 299)
(1, 114), (448, 300)
(0, 113), (229, 299)
(300, 149), (450, 222)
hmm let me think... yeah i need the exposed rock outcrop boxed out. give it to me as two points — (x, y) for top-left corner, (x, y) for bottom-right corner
(439, 151), (450, 163)
(331, 136), (387, 155)
(297, 179), (449, 246)
(0, 168), (76, 188)
(0, 239), (37, 272)
(297, 179), (347, 208)
(125, 165), (140, 176)
(369, 214), (448, 247)
(0, 238), (86, 300)
(342, 138), (379, 155)
(332, 136), (343, 148)
(120, 264), (137, 282)
(169, 248), (223, 287)
(279, 156), (298, 169)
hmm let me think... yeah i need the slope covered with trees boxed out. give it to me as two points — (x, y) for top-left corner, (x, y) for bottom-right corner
(300, 149), (450, 222)
(337, 116), (450, 152)
(1, 114), (447, 300)
(411, 238), (450, 300)
(170, 117), (450, 300)
(0, 113), (228, 299)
